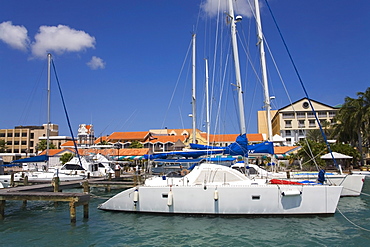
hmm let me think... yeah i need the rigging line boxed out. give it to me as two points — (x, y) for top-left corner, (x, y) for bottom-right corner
(119, 109), (138, 130)
(336, 207), (370, 232)
(303, 136), (321, 171)
(161, 38), (192, 129)
(178, 106), (185, 129)
(209, 0), (222, 136)
(51, 59), (82, 168)
(18, 62), (46, 124)
(263, 0), (338, 167)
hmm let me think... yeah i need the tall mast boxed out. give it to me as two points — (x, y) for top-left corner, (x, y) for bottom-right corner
(228, 0), (246, 134)
(254, 0), (273, 141)
(192, 34), (197, 143)
(205, 58), (210, 145)
(46, 53), (51, 157)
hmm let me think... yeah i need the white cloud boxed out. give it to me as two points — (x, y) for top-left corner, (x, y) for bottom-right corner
(0, 21), (29, 51)
(87, 56), (105, 70)
(201, 0), (253, 18)
(31, 24), (96, 58)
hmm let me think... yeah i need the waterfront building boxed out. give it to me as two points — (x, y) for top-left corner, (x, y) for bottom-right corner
(0, 124), (60, 162)
(258, 98), (339, 146)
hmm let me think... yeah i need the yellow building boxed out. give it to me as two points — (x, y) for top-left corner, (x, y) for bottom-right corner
(261, 98), (339, 146)
(0, 124), (59, 162)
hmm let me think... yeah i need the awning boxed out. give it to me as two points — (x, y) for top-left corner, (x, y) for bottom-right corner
(118, 156), (145, 160)
(11, 155), (49, 163)
(320, 152), (353, 159)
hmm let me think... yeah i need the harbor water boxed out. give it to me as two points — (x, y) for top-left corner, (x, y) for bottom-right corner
(1, 178), (370, 247)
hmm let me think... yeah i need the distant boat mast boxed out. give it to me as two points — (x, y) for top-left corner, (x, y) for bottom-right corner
(46, 53), (51, 158)
(192, 33), (197, 143)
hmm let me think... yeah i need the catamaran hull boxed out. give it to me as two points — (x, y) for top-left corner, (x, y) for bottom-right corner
(287, 174), (365, 197)
(98, 185), (342, 215)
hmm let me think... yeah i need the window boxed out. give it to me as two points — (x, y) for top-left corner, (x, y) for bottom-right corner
(282, 112), (294, 119)
(7, 141), (12, 145)
(329, 111), (336, 117)
(298, 130), (305, 136)
(0, 133), (5, 137)
(7, 133), (12, 137)
(286, 138), (292, 145)
(318, 111), (327, 118)
(285, 130), (291, 136)
(21, 141), (27, 145)
(14, 133), (20, 137)
(30, 133), (34, 139)
(309, 120), (316, 127)
(14, 141), (19, 145)
(285, 120), (292, 128)
(298, 120), (305, 128)
(296, 112), (305, 119)
(307, 112), (315, 118)
(22, 133), (27, 137)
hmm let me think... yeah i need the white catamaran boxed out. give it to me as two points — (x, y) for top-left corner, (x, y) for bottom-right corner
(98, 0), (343, 215)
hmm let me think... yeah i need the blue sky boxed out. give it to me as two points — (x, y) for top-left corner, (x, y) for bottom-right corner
(1, 0), (369, 138)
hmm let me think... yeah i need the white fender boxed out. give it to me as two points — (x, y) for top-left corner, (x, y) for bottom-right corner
(214, 190), (219, 201)
(133, 189), (139, 202)
(167, 190), (173, 206)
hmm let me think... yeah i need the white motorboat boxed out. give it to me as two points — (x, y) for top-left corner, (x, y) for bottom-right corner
(19, 171), (85, 182)
(98, 162), (342, 215)
(59, 154), (114, 177)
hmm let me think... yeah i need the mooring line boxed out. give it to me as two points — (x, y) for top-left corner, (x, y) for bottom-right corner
(337, 207), (370, 232)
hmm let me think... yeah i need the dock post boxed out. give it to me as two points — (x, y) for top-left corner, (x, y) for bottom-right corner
(52, 177), (60, 192)
(10, 173), (14, 187)
(24, 175), (28, 186)
(69, 202), (76, 223)
(83, 203), (89, 219)
(83, 180), (89, 193)
(0, 200), (5, 220)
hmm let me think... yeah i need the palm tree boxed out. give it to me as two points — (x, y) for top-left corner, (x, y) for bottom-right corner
(0, 139), (7, 153)
(35, 139), (57, 152)
(333, 87), (370, 165)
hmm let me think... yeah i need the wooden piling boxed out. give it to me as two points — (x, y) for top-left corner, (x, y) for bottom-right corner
(83, 180), (89, 193)
(69, 201), (76, 223)
(83, 204), (89, 219)
(0, 200), (5, 220)
(23, 176), (28, 186)
(10, 173), (14, 187)
(52, 177), (60, 192)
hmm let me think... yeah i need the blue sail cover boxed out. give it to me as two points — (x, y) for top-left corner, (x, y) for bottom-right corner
(144, 149), (224, 160)
(11, 155), (49, 163)
(190, 135), (274, 155)
(223, 134), (249, 156)
(190, 134), (249, 157)
(248, 141), (274, 155)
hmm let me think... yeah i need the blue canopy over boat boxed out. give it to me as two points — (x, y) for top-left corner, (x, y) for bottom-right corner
(144, 149), (224, 160)
(248, 141), (274, 155)
(191, 135), (274, 156)
(11, 155), (49, 163)
(190, 134), (261, 157)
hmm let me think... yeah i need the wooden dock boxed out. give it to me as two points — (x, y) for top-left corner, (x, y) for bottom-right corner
(0, 173), (143, 223)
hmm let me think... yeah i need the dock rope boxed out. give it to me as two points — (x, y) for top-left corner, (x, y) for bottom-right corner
(336, 206), (370, 232)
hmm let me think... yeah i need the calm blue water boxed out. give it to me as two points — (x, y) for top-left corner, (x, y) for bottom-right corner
(1, 179), (370, 247)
